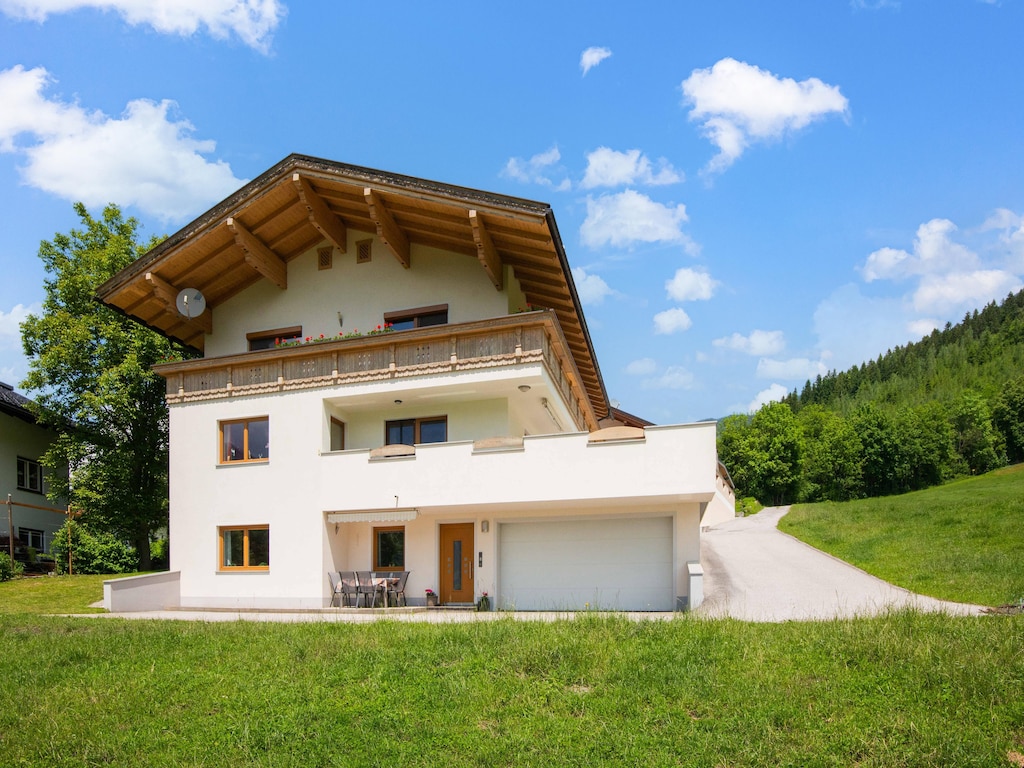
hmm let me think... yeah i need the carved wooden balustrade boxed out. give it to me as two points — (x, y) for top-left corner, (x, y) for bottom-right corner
(153, 310), (597, 431)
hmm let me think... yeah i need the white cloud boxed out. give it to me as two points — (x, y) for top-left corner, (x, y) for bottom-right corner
(713, 329), (785, 356)
(862, 218), (976, 282)
(0, 302), (39, 348)
(641, 366), (695, 390)
(571, 267), (614, 305)
(0, 65), (247, 221)
(0, 0), (285, 52)
(501, 146), (571, 191)
(681, 57), (849, 173)
(580, 46), (611, 76)
(980, 208), (1024, 271)
(756, 357), (828, 381)
(580, 147), (682, 189)
(653, 307), (692, 335)
(665, 267), (718, 302)
(625, 357), (658, 376)
(907, 318), (940, 338)
(580, 190), (695, 251)
(747, 384), (789, 413)
(913, 270), (1022, 313)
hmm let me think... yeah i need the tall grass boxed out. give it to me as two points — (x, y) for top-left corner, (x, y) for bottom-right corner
(782, 464), (1024, 606)
(0, 612), (1022, 766)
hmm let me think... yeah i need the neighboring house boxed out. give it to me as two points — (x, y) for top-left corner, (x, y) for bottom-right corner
(0, 381), (66, 554)
(96, 154), (731, 611)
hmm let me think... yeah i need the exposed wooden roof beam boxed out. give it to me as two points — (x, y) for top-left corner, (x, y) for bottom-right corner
(226, 217), (287, 289)
(468, 210), (503, 291)
(144, 272), (213, 334)
(292, 174), (347, 253)
(364, 188), (410, 268)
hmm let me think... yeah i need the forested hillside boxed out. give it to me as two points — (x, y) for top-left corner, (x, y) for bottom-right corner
(718, 289), (1024, 505)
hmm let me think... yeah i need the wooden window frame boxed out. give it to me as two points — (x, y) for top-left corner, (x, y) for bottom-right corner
(16, 456), (43, 494)
(385, 416), (447, 446)
(372, 526), (405, 572)
(219, 417), (270, 464)
(330, 417), (346, 452)
(218, 525), (270, 572)
(383, 303), (449, 330)
(246, 326), (302, 352)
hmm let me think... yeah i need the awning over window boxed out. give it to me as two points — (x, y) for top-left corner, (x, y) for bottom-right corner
(326, 509), (419, 524)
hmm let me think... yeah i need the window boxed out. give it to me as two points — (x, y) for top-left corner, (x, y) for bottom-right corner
(219, 526), (270, 571)
(247, 326), (302, 352)
(330, 417), (346, 452)
(356, 239), (372, 264)
(386, 416), (447, 446)
(16, 457), (43, 493)
(373, 526), (405, 571)
(18, 528), (44, 551)
(383, 304), (448, 331)
(220, 417), (270, 463)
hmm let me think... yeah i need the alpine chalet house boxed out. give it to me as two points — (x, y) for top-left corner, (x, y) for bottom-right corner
(96, 155), (732, 612)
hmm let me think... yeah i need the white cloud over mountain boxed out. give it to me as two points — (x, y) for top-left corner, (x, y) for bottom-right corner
(713, 329), (785, 356)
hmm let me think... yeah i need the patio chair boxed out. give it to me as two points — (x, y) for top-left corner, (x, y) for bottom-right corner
(387, 571), (410, 607)
(356, 570), (384, 608)
(339, 571), (359, 607)
(328, 571), (343, 608)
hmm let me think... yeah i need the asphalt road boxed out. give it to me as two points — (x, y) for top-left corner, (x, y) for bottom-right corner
(697, 506), (986, 622)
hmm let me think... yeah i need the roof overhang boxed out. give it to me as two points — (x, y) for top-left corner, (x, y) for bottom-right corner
(95, 154), (609, 419)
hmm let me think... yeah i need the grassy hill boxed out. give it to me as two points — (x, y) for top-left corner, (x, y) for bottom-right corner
(780, 463), (1024, 606)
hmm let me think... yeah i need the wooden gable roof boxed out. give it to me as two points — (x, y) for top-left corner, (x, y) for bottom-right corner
(95, 154), (609, 419)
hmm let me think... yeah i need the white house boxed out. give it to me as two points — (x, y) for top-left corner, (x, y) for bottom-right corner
(96, 155), (733, 611)
(1, 382), (66, 556)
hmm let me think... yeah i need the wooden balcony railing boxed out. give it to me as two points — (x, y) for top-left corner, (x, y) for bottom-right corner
(153, 311), (598, 431)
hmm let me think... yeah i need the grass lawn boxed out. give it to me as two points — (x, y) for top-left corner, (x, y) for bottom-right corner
(0, 573), (126, 615)
(781, 464), (1024, 607)
(0, 612), (1022, 766)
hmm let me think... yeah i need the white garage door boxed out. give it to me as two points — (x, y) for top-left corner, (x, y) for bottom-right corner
(498, 516), (674, 611)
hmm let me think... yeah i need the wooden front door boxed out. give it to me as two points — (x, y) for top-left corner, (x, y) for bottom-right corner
(439, 523), (474, 604)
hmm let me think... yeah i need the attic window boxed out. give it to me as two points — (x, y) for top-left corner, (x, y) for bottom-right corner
(318, 246), (333, 271)
(356, 239), (372, 264)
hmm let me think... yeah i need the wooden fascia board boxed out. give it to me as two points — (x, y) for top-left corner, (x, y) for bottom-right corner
(468, 210), (503, 291)
(364, 188), (410, 268)
(144, 272), (213, 334)
(292, 173), (348, 253)
(226, 217), (287, 289)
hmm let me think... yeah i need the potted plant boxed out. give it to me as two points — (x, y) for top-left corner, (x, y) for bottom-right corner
(476, 591), (490, 612)
(425, 588), (439, 607)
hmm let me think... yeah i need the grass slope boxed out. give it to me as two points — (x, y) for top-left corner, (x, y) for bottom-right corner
(0, 613), (1022, 766)
(781, 463), (1024, 607)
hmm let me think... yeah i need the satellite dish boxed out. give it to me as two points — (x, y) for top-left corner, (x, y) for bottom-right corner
(175, 288), (206, 319)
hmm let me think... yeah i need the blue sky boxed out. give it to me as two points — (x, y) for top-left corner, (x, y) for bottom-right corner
(1, 1), (1023, 423)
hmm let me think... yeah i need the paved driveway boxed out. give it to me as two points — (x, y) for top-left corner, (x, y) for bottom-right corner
(698, 506), (985, 622)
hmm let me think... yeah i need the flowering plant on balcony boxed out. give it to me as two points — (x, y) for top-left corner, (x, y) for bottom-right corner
(273, 324), (393, 348)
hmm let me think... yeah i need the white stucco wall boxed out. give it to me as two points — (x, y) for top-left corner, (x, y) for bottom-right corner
(204, 233), (524, 358)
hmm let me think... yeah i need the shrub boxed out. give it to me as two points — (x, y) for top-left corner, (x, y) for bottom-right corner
(737, 497), (763, 516)
(50, 520), (139, 575)
(150, 538), (169, 571)
(0, 552), (24, 581)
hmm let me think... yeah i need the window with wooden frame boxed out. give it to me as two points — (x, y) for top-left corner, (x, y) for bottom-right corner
(385, 416), (447, 446)
(18, 527), (44, 551)
(218, 525), (270, 571)
(373, 526), (405, 571)
(330, 417), (346, 452)
(383, 304), (448, 331)
(16, 457), (43, 494)
(247, 326), (302, 352)
(220, 417), (270, 463)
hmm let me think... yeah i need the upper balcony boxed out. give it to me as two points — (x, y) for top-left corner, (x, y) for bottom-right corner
(154, 310), (600, 432)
